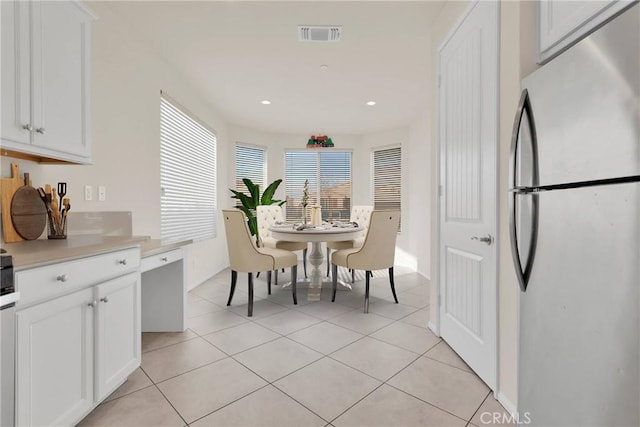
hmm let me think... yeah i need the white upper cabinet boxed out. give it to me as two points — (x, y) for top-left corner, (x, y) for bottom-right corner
(538, 0), (634, 63)
(1, 0), (95, 163)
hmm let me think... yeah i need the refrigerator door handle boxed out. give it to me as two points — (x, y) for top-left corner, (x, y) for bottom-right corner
(509, 89), (540, 292)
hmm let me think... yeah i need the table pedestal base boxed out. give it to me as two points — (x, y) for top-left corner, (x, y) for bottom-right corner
(283, 241), (352, 301)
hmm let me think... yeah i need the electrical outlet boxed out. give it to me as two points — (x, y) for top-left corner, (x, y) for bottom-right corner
(98, 186), (106, 201)
(84, 185), (93, 201)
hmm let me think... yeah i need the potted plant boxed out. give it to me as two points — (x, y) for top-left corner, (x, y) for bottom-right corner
(230, 178), (285, 245)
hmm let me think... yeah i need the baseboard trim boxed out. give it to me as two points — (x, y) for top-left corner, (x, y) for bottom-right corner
(497, 392), (517, 415)
(427, 321), (440, 337)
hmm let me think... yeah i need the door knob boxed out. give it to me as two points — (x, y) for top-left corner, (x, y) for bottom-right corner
(471, 234), (494, 245)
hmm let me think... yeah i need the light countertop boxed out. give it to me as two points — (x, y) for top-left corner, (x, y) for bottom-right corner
(3, 235), (150, 270)
(3, 235), (193, 271)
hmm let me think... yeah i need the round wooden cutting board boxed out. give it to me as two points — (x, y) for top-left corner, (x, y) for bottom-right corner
(11, 174), (47, 240)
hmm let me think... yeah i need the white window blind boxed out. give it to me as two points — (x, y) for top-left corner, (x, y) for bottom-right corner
(235, 144), (266, 195)
(160, 95), (216, 242)
(285, 151), (351, 222)
(373, 146), (402, 228)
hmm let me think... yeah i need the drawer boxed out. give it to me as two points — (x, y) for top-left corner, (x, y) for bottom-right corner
(16, 248), (140, 307)
(141, 248), (183, 273)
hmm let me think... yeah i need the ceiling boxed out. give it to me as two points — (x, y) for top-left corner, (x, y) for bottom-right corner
(104, 1), (446, 135)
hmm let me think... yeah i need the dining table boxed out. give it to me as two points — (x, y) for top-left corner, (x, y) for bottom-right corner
(269, 223), (363, 301)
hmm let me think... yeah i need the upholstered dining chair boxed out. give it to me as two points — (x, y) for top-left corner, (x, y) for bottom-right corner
(326, 205), (373, 279)
(257, 205), (308, 284)
(331, 210), (401, 313)
(223, 210), (298, 317)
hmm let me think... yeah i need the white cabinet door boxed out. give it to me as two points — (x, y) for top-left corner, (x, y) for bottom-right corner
(95, 272), (141, 401)
(15, 288), (94, 427)
(0, 0), (93, 163)
(538, 0), (634, 63)
(1, 0), (31, 145)
(31, 1), (92, 160)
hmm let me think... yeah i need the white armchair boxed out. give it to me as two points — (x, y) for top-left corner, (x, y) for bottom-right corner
(331, 210), (401, 313)
(326, 205), (373, 279)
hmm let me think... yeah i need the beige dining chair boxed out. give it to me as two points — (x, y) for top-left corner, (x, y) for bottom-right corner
(331, 210), (401, 313)
(257, 205), (308, 284)
(223, 209), (298, 317)
(326, 205), (373, 280)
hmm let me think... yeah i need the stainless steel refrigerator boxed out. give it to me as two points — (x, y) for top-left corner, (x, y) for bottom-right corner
(509, 4), (640, 426)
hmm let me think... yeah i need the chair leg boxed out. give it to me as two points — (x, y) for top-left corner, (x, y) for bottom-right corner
(331, 264), (338, 302)
(389, 267), (398, 303)
(326, 247), (331, 277)
(351, 268), (355, 283)
(226, 270), (237, 306)
(267, 270), (272, 295)
(291, 265), (298, 305)
(256, 272), (260, 278)
(303, 247), (308, 278)
(247, 272), (254, 317)
(275, 269), (278, 286)
(364, 271), (371, 313)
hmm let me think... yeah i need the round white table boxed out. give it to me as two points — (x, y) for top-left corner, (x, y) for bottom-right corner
(270, 225), (363, 301)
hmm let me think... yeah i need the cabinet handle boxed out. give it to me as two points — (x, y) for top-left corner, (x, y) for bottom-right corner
(35, 127), (45, 134)
(161, 257), (168, 262)
(56, 274), (69, 282)
(22, 124), (33, 132)
(88, 301), (97, 308)
(118, 259), (127, 265)
(100, 297), (109, 303)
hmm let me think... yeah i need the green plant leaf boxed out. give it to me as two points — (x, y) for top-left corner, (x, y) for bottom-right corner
(242, 178), (260, 207)
(261, 179), (282, 205)
(230, 190), (252, 208)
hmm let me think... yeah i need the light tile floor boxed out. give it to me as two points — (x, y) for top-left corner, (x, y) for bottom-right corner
(79, 265), (512, 427)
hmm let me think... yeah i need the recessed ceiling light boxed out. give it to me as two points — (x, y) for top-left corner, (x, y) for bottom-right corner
(261, 100), (271, 105)
(320, 64), (329, 71)
(366, 101), (376, 106)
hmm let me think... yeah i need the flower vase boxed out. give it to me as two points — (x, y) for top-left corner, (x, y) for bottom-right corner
(302, 205), (308, 224)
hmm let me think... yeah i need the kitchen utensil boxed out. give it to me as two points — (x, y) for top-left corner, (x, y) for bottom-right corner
(51, 189), (61, 230)
(57, 182), (67, 210)
(10, 173), (47, 240)
(1, 163), (25, 243)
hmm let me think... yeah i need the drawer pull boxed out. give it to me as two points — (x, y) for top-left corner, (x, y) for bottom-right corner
(56, 274), (69, 283)
(88, 301), (97, 308)
(118, 259), (128, 265)
(161, 257), (168, 262)
(100, 297), (109, 303)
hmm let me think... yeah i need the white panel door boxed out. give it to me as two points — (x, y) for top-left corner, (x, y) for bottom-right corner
(95, 272), (141, 401)
(438, 0), (498, 390)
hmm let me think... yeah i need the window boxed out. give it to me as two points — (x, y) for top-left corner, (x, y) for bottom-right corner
(235, 144), (266, 196)
(160, 95), (216, 242)
(372, 146), (402, 228)
(285, 151), (351, 223)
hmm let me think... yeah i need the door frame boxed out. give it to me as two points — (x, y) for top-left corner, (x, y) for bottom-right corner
(431, 0), (501, 396)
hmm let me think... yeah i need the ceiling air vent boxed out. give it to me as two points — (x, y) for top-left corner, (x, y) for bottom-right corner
(298, 25), (342, 42)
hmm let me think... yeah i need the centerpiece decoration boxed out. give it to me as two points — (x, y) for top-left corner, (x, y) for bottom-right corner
(307, 135), (334, 148)
(301, 179), (311, 224)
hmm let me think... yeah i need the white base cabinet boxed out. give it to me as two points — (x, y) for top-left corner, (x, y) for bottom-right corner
(14, 249), (141, 427)
(1, 0), (95, 163)
(15, 288), (94, 427)
(95, 273), (141, 401)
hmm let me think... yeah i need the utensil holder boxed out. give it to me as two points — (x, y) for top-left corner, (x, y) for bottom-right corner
(47, 211), (67, 239)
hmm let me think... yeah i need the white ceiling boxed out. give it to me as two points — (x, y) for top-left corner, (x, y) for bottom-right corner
(104, 1), (445, 135)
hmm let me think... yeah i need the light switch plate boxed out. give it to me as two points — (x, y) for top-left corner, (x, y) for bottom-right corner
(84, 185), (93, 201)
(98, 186), (106, 201)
